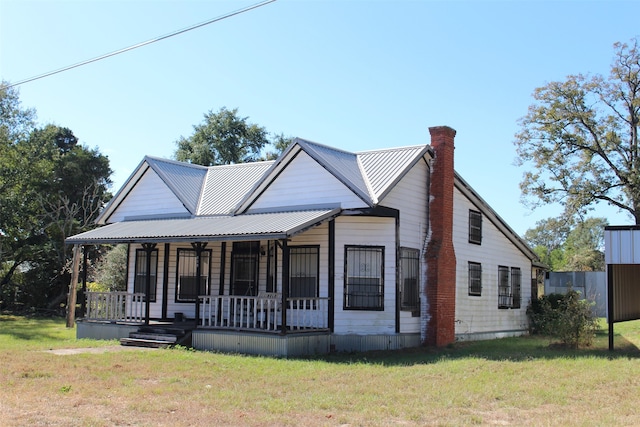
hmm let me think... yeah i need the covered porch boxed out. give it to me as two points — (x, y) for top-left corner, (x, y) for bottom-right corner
(68, 209), (340, 354)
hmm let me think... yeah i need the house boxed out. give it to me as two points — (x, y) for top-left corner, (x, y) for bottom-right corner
(67, 126), (538, 356)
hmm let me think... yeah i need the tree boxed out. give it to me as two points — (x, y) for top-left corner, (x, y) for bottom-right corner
(0, 83), (113, 311)
(175, 107), (270, 166)
(523, 217), (606, 271)
(92, 244), (128, 291)
(174, 107), (294, 166)
(514, 38), (640, 224)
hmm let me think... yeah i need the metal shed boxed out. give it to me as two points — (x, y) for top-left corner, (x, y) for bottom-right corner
(604, 225), (640, 350)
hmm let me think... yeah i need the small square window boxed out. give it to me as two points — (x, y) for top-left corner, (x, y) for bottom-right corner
(469, 210), (482, 244)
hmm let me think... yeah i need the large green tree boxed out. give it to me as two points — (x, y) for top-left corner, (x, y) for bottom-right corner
(174, 107), (292, 166)
(524, 217), (606, 271)
(0, 83), (112, 310)
(515, 38), (640, 224)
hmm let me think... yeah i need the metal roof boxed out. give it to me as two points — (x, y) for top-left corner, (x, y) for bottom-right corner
(146, 156), (208, 214)
(198, 162), (273, 215)
(357, 145), (430, 202)
(295, 139), (373, 205)
(67, 208), (341, 244)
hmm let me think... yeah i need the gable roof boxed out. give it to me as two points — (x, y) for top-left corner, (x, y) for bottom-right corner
(235, 138), (433, 212)
(146, 156), (208, 214)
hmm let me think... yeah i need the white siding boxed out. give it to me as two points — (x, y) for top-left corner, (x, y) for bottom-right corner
(109, 169), (188, 223)
(452, 188), (531, 337)
(333, 216), (397, 335)
(249, 151), (366, 211)
(378, 158), (429, 333)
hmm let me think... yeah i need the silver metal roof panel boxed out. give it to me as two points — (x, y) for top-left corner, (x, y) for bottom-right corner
(146, 157), (208, 214)
(67, 208), (341, 244)
(357, 145), (430, 202)
(198, 162), (274, 215)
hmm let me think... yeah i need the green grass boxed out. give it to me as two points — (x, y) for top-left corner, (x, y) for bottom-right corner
(2, 314), (640, 426)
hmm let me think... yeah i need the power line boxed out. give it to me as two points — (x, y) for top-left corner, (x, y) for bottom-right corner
(4, 0), (277, 89)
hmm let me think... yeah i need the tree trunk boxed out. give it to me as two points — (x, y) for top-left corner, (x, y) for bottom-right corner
(66, 245), (81, 328)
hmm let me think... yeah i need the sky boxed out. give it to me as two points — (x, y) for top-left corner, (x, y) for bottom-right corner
(1, 0), (638, 237)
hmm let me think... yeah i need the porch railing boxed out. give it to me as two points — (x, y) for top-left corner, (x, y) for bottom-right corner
(84, 291), (145, 323)
(199, 295), (329, 332)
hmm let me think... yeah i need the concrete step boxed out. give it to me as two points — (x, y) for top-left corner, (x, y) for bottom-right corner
(120, 337), (171, 349)
(129, 333), (178, 343)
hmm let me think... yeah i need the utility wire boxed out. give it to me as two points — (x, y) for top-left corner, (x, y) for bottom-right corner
(5, 0), (277, 88)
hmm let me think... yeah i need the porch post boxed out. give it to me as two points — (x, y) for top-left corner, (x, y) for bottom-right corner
(141, 243), (157, 326)
(191, 242), (208, 326)
(281, 239), (289, 334)
(81, 245), (88, 317)
(328, 220), (335, 332)
(66, 244), (82, 328)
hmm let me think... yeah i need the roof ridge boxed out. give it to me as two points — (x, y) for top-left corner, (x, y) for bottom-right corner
(295, 137), (356, 157)
(356, 144), (428, 155)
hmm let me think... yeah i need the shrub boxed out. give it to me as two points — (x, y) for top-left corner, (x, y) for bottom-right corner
(527, 290), (598, 348)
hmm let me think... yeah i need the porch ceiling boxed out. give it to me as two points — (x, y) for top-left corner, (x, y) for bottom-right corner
(66, 208), (341, 245)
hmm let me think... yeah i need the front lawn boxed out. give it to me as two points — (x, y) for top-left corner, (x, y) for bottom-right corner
(1, 314), (639, 426)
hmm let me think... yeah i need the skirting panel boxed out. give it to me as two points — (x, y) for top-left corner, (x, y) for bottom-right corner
(192, 331), (422, 356)
(192, 330), (331, 357)
(330, 334), (421, 353)
(76, 320), (140, 340)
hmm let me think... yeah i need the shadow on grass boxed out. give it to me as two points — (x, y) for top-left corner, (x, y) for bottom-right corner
(0, 314), (71, 343)
(305, 329), (640, 366)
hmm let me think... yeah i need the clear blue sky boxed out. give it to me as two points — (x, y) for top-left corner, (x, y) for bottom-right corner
(1, 0), (637, 236)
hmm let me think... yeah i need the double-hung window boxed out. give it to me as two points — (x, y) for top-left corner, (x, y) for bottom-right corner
(344, 246), (384, 310)
(468, 261), (482, 296)
(176, 248), (211, 302)
(134, 248), (158, 302)
(498, 265), (521, 309)
(400, 247), (420, 311)
(469, 210), (482, 245)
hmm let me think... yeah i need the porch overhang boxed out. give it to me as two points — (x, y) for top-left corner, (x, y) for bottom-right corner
(66, 208), (341, 245)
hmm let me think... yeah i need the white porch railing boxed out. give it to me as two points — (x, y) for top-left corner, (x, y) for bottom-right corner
(199, 295), (329, 332)
(84, 291), (145, 323)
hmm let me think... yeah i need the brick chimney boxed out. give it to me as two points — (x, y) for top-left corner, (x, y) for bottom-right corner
(424, 126), (457, 347)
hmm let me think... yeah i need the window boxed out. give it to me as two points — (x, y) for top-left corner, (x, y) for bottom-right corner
(134, 248), (158, 302)
(344, 246), (384, 310)
(498, 265), (510, 308)
(511, 267), (522, 309)
(176, 248), (211, 302)
(468, 262), (482, 296)
(400, 247), (420, 310)
(498, 265), (522, 309)
(289, 246), (319, 298)
(469, 210), (482, 244)
(231, 241), (259, 296)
